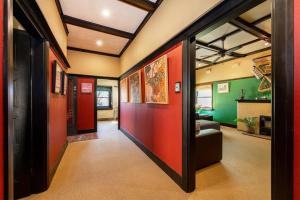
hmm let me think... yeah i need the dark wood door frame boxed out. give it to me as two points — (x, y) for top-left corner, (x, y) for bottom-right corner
(186, 0), (294, 198)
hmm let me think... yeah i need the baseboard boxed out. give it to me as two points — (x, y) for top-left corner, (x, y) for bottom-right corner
(48, 141), (68, 185)
(78, 128), (97, 134)
(97, 118), (117, 121)
(220, 123), (237, 128)
(120, 128), (182, 188)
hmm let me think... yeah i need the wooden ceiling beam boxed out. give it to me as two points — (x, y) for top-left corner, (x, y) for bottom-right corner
(196, 46), (271, 70)
(207, 14), (271, 45)
(67, 46), (120, 57)
(118, 0), (156, 12)
(54, 0), (69, 35)
(64, 15), (134, 39)
(230, 17), (271, 42)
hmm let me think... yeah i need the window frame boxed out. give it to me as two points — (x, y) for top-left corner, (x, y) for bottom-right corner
(196, 84), (213, 110)
(96, 86), (113, 110)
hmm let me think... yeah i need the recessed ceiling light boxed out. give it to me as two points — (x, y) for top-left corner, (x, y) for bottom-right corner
(96, 40), (103, 46)
(264, 42), (270, 46)
(101, 9), (110, 18)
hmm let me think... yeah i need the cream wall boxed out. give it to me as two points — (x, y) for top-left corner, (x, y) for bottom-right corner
(196, 51), (271, 84)
(97, 79), (118, 120)
(67, 50), (121, 77)
(36, 0), (67, 55)
(120, 0), (221, 73)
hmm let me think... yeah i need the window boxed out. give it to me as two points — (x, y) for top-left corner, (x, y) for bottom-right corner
(96, 86), (112, 110)
(196, 84), (213, 109)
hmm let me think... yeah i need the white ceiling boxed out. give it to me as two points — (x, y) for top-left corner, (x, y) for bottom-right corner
(60, 0), (148, 33)
(60, 0), (159, 55)
(67, 25), (129, 54)
(196, 0), (272, 68)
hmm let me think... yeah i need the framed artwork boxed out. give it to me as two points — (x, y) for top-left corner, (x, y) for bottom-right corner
(217, 82), (229, 93)
(144, 55), (169, 104)
(120, 78), (128, 102)
(128, 70), (142, 103)
(81, 83), (93, 93)
(61, 72), (68, 95)
(52, 61), (63, 94)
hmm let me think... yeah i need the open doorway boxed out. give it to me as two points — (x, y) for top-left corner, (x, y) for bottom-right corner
(184, 0), (293, 199)
(194, 1), (272, 198)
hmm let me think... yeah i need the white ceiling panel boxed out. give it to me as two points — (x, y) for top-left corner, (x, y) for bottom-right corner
(211, 31), (257, 49)
(60, 0), (148, 33)
(197, 23), (238, 43)
(205, 55), (233, 63)
(256, 19), (271, 34)
(235, 40), (271, 54)
(240, 0), (272, 23)
(67, 25), (129, 54)
(196, 48), (216, 59)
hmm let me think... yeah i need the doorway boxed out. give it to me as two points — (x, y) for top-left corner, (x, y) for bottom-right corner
(184, 0), (293, 199)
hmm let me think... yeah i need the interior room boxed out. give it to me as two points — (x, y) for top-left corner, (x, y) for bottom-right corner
(193, 1), (272, 199)
(0, 0), (298, 200)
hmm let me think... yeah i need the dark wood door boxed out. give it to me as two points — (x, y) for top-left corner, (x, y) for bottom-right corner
(13, 29), (32, 199)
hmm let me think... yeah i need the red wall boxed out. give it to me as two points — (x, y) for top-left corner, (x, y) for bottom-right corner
(0, 0), (4, 198)
(48, 49), (67, 174)
(76, 78), (95, 131)
(120, 43), (183, 175)
(294, 0), (300, 199)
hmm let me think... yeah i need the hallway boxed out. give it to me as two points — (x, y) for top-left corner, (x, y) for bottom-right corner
(23, 121), (189, 200)
(22, 122), (270, 200)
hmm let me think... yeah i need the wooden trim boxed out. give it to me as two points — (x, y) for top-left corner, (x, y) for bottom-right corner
(119, 0), (266, 79)
(48, 142), (68, 184)
(220, 123), (237, 128)
(3, 0), (14, 198)
(67, 46), (120, 58)
(236, 99), (271, 103)
(97, 118), (116, 121)
(196, 47), (271, 70)
(182, 39), (196, 192)
(119, 0), (164, 56)
(272, 0), (294, 199)
(68, 74), (119, 81)
(54, 0), (69, 35)
(64, 15), (134, 39)
(14, 0), (71, 68)
(117, 0), (156, 12)
(120, 128), (182, 186)
(230, 17), (271, 42)
(77, 129), (97, 134)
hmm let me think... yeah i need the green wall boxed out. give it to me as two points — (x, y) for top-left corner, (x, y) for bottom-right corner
(200, 77), (271, 126)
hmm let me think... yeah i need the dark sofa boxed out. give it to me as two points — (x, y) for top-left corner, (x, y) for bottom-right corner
(195, 120), (223, 170)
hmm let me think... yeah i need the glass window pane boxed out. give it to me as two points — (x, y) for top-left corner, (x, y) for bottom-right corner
(99, 91), (109, 98)
(99, 98), (109, 107)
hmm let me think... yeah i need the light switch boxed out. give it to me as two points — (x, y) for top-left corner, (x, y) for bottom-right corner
(175, 82), (181, 93)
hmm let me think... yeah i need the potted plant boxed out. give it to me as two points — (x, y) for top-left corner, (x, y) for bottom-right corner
(238, 117), (258, 134)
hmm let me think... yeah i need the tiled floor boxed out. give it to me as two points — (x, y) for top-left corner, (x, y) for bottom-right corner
(22, 121), (271, 200)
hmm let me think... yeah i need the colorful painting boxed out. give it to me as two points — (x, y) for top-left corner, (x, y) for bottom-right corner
(129, 70), (142, 103)
(144, 55), (169, 104)
(120, 78), (128, 102)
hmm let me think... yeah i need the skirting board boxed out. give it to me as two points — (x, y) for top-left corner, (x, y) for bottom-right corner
(120, 128), (183, 189)
(49, 141), (68, 185)
(220, 123), (237, 128)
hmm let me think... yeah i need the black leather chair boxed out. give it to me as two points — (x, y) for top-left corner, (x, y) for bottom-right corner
(195, 129), (223, 170)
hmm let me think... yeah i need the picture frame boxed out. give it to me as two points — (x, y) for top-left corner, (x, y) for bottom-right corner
(128, 70), (142, 103)
(61, 72), (68, 95)
(52, 60), (63, 94)
(144, 55), (169, 104)
(120, 78), (128, 103)
(217, 82), (229, 93)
